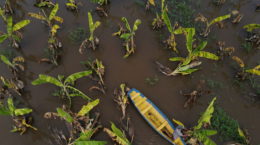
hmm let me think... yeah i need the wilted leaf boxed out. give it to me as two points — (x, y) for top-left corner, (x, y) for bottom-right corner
(196, 51), (219, 60)
(28, 13), (46, 21)
(133, 19), (141, 32)
(209, 14), (231, 26)
(232, 56), (245, 68)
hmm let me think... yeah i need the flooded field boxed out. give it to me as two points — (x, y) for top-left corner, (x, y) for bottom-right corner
(0, 0), (259, 144)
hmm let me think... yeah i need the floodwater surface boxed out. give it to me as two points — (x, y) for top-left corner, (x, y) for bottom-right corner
(0, 0), (260, 145)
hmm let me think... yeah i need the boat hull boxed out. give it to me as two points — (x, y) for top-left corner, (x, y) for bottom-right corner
(128, 88), (186, 145)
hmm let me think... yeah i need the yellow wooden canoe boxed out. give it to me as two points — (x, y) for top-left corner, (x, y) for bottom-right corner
(128, 88), (186, 145)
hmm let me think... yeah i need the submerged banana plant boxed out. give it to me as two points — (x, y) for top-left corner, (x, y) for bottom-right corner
(0, 98), (37, 134)
(82, 59), (105, 86)
(195, 13), (231, 37)
(29, 4), (63, 27)
(243, 24), (260, 49)
(162, 10), (183, 53)
(31, 71), (92, 107)
(152, 0), (167, 29)
(35, 0), (55, 8)
(90, 0), (109, 17)
(0, 54), (24, 76)
(104, 122), (132, 145)
(113, 17), (141, 58)
(158, 28), (219, 76)
(114, 84), (129, 120)
(79, 12), (101, 54)
(44, 99), (106, 145)
(186, 97), (218, 145)
(0, 17), (30, 48)
(29, 4), (63, 65)
(232, 56), (260, 80)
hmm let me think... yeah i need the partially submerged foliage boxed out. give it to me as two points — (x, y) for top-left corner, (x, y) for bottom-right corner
(0, 16), (30, 48)
(151, 0), (167, 30)
(114, 84), (129, 120)
(0, 54), (24, 76)
(35, 0), (55, 8)
(195, 13), (231, 37)
(79, 12), (101, 54)
(104, 122), (132, 145)
(45, 99), (106, 145)
(66, 0), (79, 12)
(232, 56), (260, 80)
(90, 0), (109, 17)
(29, 4), (63, 65)
(113, 17), (141, 58)
(82, 59), (105, 86)
(158, 28), (219, 76)
(31, 71), (93, 107)
(243, 24), (260, 49)
(186, 97), (218, 145)
(0, 98), (36, 134)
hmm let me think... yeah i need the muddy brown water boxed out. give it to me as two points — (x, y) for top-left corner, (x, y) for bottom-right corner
(0, 0), (260, 144)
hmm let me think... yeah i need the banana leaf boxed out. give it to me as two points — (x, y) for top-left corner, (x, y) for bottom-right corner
(28, 13), (46, 21)
(194, 97), (216, 130)
(133, 19), (141, 32)
(7, 17), (13, 36)
(0, 34), (8, 43)
(0, 55), (14, 68)
(196, 51), (219, 60)
(77, 99), (99, 117)
(49, 4), (59, 21)
(185, 28), (195, 54)
(14, 108), (32, 116)
(104, 123), (131, 145)
(65, 70), (92, 84)
(13, 20), (30, 31)
(208, 14), (231, 26)
(31, 74), (63, 87)
(67, 86), (92, 101)
(56, 108), (73, 123)
(243, 24), (260, 32)
(121, 17), (131, 32)
(246, 65), (260, 76)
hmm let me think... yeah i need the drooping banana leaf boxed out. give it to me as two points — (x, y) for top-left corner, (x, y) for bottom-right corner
(0, 55), (14, 68)
(208, 14), (231, 26)
(243, 24), (260, 32)
(0, 34), (8, 43)
(104, 123), (131, 145)
(77, 99), (100, 117)
(56, 108), (73, 123)
(14, 108), (32, 116)
(196, 51), (219, 60)
(65, 70), (92, 84)
(246, 65), (260, 76)
(31, 74), (63, 87)
(28, 13), (46, 21)
(67, 86), (92, 101)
